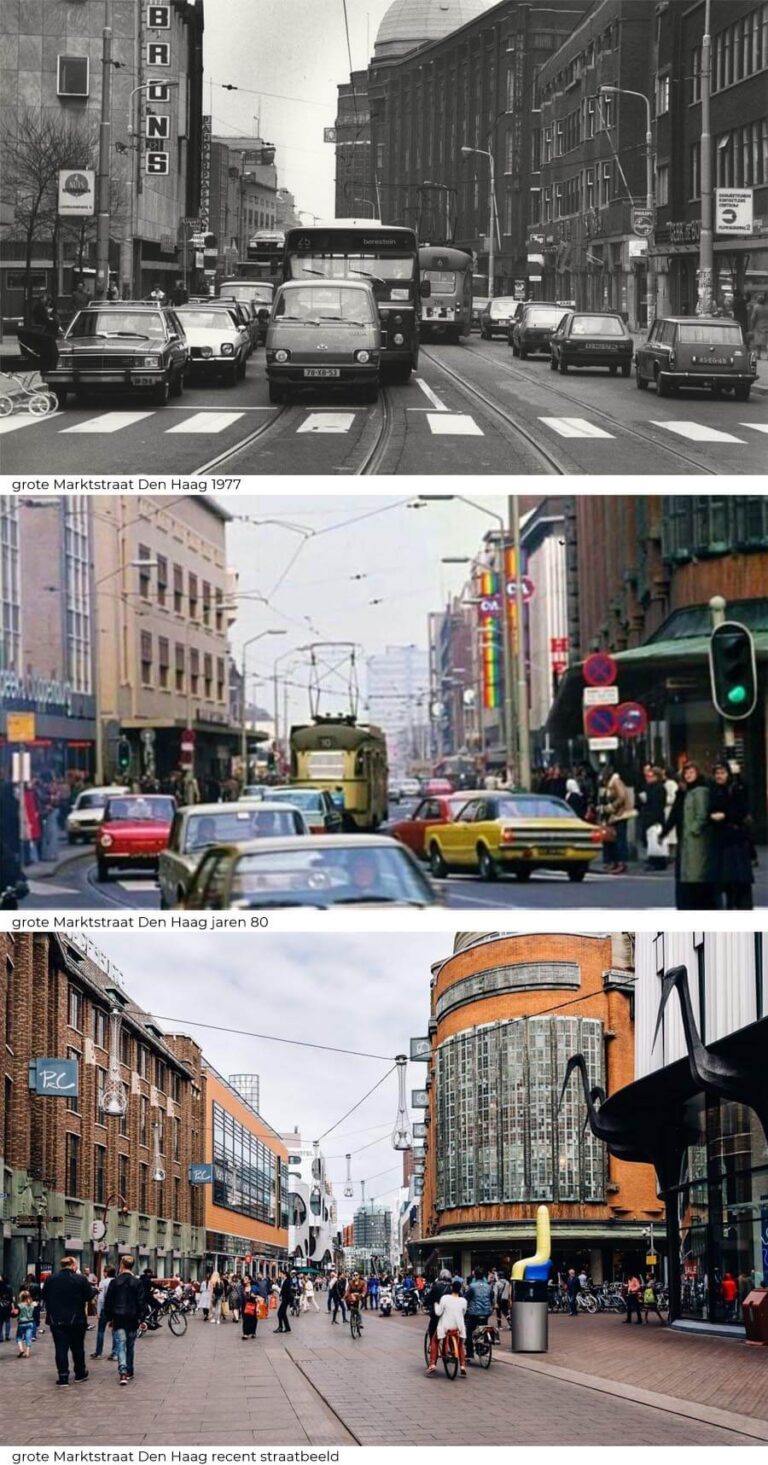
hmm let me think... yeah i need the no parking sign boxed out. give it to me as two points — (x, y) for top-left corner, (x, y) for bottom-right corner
(583, 652), (617, 688)
(584, 704), (619, 738)
(616, 702), (648, 738)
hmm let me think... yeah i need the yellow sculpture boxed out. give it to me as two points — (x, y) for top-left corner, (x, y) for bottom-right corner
(511, 1204), (552, 1281)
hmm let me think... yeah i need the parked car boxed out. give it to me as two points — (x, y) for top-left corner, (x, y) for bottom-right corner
(510, 302), (567, 358)
(175, 303), (248, 384)
(218, 294), (260, 352)
(66, 786), (130, 843)
(179, 834), (442, 909)
(268, 786), (344, 835)
(390, 790), (486, 860)
(479, 296), (518, 339)
(423, 777), (454, 796)
(95, 794), (177, 881)
(218, 280), (274, 344)
(470, 297), (489, 329)
(425, 792), (604, 883)
(634, 316), (756, 400)
(265, 279), (381, 403)
(158, 800), (307, 908)
(549, 310), (633, 375)
(45, 302), (188, 407)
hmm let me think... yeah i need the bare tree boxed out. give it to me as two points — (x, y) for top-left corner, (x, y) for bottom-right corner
(0, 108), (95, 321)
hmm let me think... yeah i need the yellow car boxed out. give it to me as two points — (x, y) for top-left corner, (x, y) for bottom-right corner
(426, 792), (604, 884)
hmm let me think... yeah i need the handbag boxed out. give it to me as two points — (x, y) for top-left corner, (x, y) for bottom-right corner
(646, 824), (668, 859)
(601, 823), (617, 844)
(243, 1298), (257, 1317)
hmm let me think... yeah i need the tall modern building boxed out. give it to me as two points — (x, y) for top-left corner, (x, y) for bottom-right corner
(366, 645), (430, 775)
(416, 932), (661, 1279)
(280, 1128), (338, 1273)
(595, 932), (767, 1332)
(229, 1074), (260, 1114)
(352, 1201), (393, 1270)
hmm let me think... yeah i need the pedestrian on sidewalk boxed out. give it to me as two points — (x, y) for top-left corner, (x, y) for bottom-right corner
(227, 1277), (241, 1323)
(0, 1274), (13, 1341)
(303, 1275), (319, 1312)
(624, 1273), (643, 1325)
(197, 1276), (211, 1321)
(748, 294), (768, 358)
(565, 1268), (581, 1317)
(91, 1266), (117, 1360)
(709, 762), (754, 910)
(16, 1289), (35, 1358)
(326, 1270), (337, 1314)
(275, 1269), (293, 1333)
(642, 1277), (667, 1326)
(330, 1272), (347, 1325)
(210, 1271), (224, 1324)
(598, 765), (634, 874)
(103, 1255), (143, 1385)
(367, 1273), (379, 1312)
(240, 1279), (259, 1340)
(42, 1256), (94, 1386)
(662, 761), (715, 909)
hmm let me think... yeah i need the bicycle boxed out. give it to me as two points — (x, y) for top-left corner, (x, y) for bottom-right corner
(431, 1328), (463, 1379)
(349, 1303), (363, 1340)
(470, 1321), (497, 1369)
(0, 371), (58, 417)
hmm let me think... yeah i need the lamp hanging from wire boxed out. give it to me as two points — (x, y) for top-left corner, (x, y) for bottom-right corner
(101, 1006), (128, 1117)
(391, 1054), (413, 1151)
(344, 1153), (354, 1198)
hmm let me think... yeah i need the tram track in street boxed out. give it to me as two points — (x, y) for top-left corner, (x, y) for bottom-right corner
(459, 342), (720, 474)
(193, 401), (292, 474)
(419, 347), (571, 474)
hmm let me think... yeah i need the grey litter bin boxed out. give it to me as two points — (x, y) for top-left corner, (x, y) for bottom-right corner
(511, 1278), (549, 1353)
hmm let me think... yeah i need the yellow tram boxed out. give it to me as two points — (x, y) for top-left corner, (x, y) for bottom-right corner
(289, 717), (389, 831)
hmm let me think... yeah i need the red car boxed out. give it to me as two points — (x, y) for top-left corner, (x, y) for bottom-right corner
(423, 777), (455, 796)
(96, 794), (177, 881)
(390, 790), (485, 860)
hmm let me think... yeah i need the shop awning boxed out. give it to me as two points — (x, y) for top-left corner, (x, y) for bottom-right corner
(416, 1221), (656, 1247)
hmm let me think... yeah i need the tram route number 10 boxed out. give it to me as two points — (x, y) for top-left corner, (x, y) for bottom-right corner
(146, 151), (170, 174)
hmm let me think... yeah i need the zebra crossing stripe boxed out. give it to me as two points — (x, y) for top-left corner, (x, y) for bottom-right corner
(166, 411), (244, 434)
(427, 412), (483, 435)
(539, 416), (614, 439)
(61, 411), (155, 434)
(651, 421), (745, 443)
(740, 423), (768, 433)
(0, 414), (44, 435)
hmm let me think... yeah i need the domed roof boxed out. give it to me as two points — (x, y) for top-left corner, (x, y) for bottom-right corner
(374, 0), (497, 60)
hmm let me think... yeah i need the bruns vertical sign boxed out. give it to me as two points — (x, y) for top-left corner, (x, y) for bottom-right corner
(200, 115), (211, 229)
(145, 5), (172, 176)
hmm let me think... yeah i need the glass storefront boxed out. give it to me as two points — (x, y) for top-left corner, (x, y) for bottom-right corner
(671, 1095), (768, 1325)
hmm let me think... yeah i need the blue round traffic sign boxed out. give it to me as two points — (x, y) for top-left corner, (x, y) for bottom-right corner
(616, 702), (648, 738)
(584, 705), (619, 738)
(583, 651), (617, 688)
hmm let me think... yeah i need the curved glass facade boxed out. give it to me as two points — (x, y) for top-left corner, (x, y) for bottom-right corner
(671, 1096), (768, 1325)
(435, 1015), (605, 1208)
(435, 962), (580, 1020)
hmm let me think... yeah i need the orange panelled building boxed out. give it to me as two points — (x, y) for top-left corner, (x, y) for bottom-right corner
(414, 932), (661, 1280)
(202, 1066), (289, 1277)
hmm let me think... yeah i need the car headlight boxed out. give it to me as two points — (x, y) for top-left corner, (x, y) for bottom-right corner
(221, 342), (235, 356)
(274, 348), (290, 363)
(99, 834), (113, 848)
(355, 350), (371, 364)
(142, 355), (160, 366)
(393, 332), (405, 346)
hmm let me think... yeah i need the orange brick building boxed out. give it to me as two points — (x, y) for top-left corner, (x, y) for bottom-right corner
(414, 932), (662, 1280)
(202, 1065), (289, 1278)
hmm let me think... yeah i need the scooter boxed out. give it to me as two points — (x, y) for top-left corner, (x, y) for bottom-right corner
(379, 1287), (393, 1317)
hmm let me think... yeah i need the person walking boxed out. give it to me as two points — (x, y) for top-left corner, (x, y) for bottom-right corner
(42, 1257), (94, 1386)
(239, 1278), (259, 1340)
(103, 1255), (143, 1385)
(624, 1273), (643, 1325)
(367, 1272), (380, 1311)
(91, 1266), (117, 1360)
(275, 1269), (293, 1333)
(330, 1272), (347, 1325)
(227, 1277), (241, 1324)
(0, 1274), (13, 1342)
(495, 1272), (511, 1327)
(16, 1289), (36, 1358)
(565, 1268), (581, 1317)
(326, 1269), (337, 1315)
(197, 1275), (211, 1321)
(599, 765), (634, 874)
(303, 1275), (319, 1313)
(709, 761), (754, 910)
(662, 761), (715, 909)
(210, 1271), (224, 1324)
(748, 293), (768, 358)
(428, 1280), (468, 1377)
(642, 1276), (667, 1326)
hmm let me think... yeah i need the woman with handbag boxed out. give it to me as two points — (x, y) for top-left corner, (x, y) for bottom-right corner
(598, 765), (634, 875)
(240, 1278), (259, 1340)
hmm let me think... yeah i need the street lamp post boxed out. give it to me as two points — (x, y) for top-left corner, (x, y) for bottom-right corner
(95, 2), (113, 298)
(240, 631), (286, 778)
(599, 84), (656, 325)
(698, 0), (714, 315)
(461, 146), (497, 299)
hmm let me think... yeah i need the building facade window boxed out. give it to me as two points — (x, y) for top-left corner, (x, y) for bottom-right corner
(175, 643), (185, 692)
(173, 564), (184, 613)
(66, 1132), (80, 1196)
(57, 55), (89, 97)
(67, 1047), (80, 1113)
(68, 986), (82, 1031)
(140, 1094), (149, 1146)
(0, 501), (21, 673)
(139, 1163), (149, 1214)
(118, 1152), (129, 1204)
(435, 1015), (605, 1209)
(94, 1144), (107, 1205)
(156, 555), (168, 607)
(93, 1008), (107, 1048)
(63, 501), (91, 694)
(656, 164), (669, 207)
(212, 1100), (280, 1225)
(140, 630), (153, 686)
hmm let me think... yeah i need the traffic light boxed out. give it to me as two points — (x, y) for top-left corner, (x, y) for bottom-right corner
(709, 621), (756, 720)
(117, 736), (132, 774)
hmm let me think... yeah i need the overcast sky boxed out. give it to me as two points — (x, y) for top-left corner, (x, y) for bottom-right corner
(225, 494), (514, 728)
(92, 929), (449, 1223)
(203, 1), (393, 222)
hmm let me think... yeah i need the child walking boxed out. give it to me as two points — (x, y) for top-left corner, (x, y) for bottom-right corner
(16, 1289), (35, 1358)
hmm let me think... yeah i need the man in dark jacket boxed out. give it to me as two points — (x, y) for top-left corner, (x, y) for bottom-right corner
(465, 1267), (493, 1360)
(275, 1268), (293, 1333)
(43, 1257), (94, 1384)
(103, 1255), (143, 1384)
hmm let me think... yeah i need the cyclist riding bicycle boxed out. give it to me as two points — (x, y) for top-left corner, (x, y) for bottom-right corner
(465, 1267), (493, 1362)
(427, 1279), (467, 1376)
(424, 1268), (453, 1359)
(345, 1273), (365, 1330)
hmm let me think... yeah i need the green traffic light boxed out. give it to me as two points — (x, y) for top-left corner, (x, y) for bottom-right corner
(727, 686), (748, 705)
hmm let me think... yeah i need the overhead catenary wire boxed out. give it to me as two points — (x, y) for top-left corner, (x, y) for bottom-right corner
(144, 1012), (391, 1063)
(317, 1064), (398, 1143)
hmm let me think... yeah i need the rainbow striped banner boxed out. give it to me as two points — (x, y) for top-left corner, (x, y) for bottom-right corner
(476, 567), (501, 710)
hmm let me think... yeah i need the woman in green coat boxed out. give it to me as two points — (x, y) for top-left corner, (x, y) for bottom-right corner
(661, 762), (715, 909)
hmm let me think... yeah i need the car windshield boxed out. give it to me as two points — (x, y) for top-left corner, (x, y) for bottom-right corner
(490, 299), (515, 316)
(526, 307), (565, 325)
(105, 796), (175, 822)
(423, 270), (456, 294)
(288, 252), (414, 284)
(178, 310), (236, 329)
(270, 789), (323, 812)
(227, 846), (432, 907)
(276, 286), (374, 322)
(68, 310), (165, 339)
(76, 793), (109, 810)
(183, 808), (294, 852)
(571, 315), (624, 336)
(677, 323), (744, 344)
(495, 796), (577, 819)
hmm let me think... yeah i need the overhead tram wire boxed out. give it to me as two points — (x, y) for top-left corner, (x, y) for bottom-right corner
(317, 1065), (398, 1142)
(145, 1013), (391, 1063)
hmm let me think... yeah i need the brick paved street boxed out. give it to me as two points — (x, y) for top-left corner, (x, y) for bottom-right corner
(2, 1308), (765, 1448)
